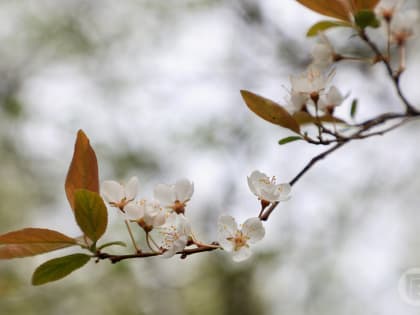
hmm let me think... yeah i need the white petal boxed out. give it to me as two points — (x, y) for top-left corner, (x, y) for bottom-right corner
(101, 180), (124, 203)
(249, 170), (267, 182)
(125, 202), (144, 220)
(247, 170), (268, 197)
(218, 215), (237, 235)
(328, 86), (343, 103)
(125, 176), (139, 200)
(318, 95), (328, 110)
(290, 92), (308, 111)
(152, 213), (166, 227)
(179, 215), (192, 236)
(161, 247), (176, 258)
(217, 215), (237, 252)
(173, 236), (188, 252)
(259, 188), (280, 203)
(242, 217), (265, 243)
(247, 176), (257, 196)
(174, 179), (194, 202)
(164, 212), (178, 226)
(154, 184), (176, 207)
(276, 183), (292, 199)
(145, 201), (160, 217)
(312, 42), (330, 59)
(232, 246), (252, 262)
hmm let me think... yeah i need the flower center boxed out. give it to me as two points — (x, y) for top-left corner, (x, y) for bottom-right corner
(172, 200), (186, 214)
(228, 231), (249, 251)
(110, 197), (133, 213)
(137, 219), (153, 233)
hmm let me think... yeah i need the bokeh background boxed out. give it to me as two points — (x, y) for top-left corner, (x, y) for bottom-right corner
(1, 1), (420, 314)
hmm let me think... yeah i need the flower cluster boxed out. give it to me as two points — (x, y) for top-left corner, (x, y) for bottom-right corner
(102, 176), (194, 257)
(377, 0), (419, 46)
(101, 170), (291, 261)
(286, 40), (344, 116)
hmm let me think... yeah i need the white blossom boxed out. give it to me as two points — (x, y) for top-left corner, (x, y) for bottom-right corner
(318, 85), (344, 113)
(285, 91), (309, 114)
(125, 199), (166, 231)
(101, 176), (139, 212)
(376, 0), (402, 20)
(154, 179), (194, 214)
(290, 67), (331, 98)
(158, 213), (192, 258)
(217, 215), (265, 262)
(247, 170), (291, 203)
(390, 9), (419, 45)
(311, 34), (335, 70)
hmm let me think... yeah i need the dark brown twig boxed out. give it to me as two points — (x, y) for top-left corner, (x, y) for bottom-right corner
(96, 243), (220, 264)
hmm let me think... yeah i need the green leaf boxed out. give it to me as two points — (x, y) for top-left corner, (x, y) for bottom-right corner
(65, 130), (100, 212)
(0, 228), (78, 259)
(307, 20), (351, 37)
(278, 136), (303, 145)
(350, 99), (358, 118)
(74, 189), (108, 242)
(354, 10), (380, 29)
(240, 90), (301, 134)
(32, 253), (91, 286)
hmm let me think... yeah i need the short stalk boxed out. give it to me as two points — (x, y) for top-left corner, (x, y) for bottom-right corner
(125, 220), (141, 253)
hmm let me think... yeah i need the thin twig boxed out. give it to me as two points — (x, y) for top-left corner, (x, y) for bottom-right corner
(260, 142), (347, 221)
(359, 30), (419, 115)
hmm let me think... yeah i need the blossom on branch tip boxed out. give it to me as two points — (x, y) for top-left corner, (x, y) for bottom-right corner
(154, 179), (194, 214)
(247, 170), (291, 203)
(101, 176), (139, 212)
(376, 0), (402, 21)
(311, 34), (336, 70)
(290, 67), (331, 98)
(287, 67), (334, 114)
(158, 213), (192, 258)
(125, 199), (166, 231)
(390, 9), (419, 45)
(318, 85), (344, 114)
(286, 91), (309, 114)
(217, 215), (265, 262)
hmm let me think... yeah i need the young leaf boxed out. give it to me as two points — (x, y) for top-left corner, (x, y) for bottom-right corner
(240, 90), (301, 134)
(307, 20), (351, 37)
(350, 99), (358, 118)
(278, 136), (303, 145)
(65, 130), (99, 212)
(32, 253), (91, 286)
(354, 10), (380, 29)
(74, 189), (108, 242)
(0, 228), (78, 259)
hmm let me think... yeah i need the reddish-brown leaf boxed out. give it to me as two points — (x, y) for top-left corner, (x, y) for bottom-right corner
(65, 130), (99, 212)
(296, 0), (351, 21)
(240, 90), (301, 134)
(353, 0), (380, 11)
(296, 0), (380, 21)
(0, 228), (78, 259)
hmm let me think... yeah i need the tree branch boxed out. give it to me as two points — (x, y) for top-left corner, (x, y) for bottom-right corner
(95, 243), (220, 264)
